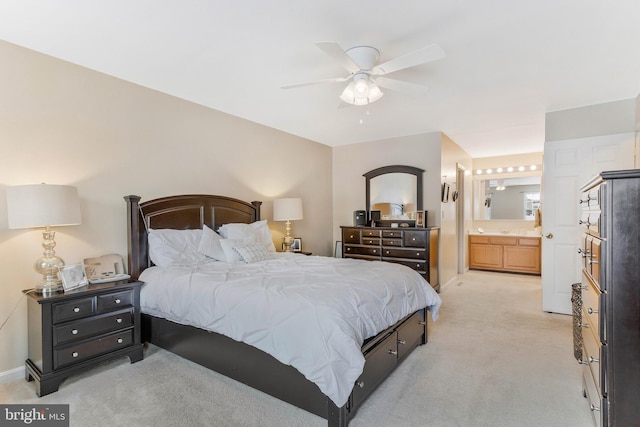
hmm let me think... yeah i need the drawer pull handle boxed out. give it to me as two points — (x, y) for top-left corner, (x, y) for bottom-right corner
(398, 340), (406, 345)
(373, 250), (377, 253)
(117, 338), (124, 344)
(72, 352), (79, 358)
(116, 318), (123, 324)
(386, 251), (390, 255)
(356, 381), (365, 388)
(578, 359), (589, 365)
(388, 350), (398, 356)
(590, 404), (600, 412)
(579, 323), (590, 328)
(581, 285), (588, 290)
(589, 356), (599, 364)
(418, 321), (426, 325)
(349, 235), (354, 239)
(587, 307), (598, 314)
(115, 298), (121, 304)
(73, 307), (80, 313)
(412, 237), (416, 241)
(72, 329), (78, 335)
(588, 259), (599, 265)
(579, 197), (590, 204)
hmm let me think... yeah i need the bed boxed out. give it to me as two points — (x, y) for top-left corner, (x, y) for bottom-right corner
(125, 194), (441, 426)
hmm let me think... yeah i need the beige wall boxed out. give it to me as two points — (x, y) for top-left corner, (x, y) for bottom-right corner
(0, 41), (333, 375)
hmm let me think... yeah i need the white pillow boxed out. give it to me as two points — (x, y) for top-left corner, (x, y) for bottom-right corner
(198, 225), (227, 262)
(233, 242), (273, 263)
(219, 239), (244, 264)
(218, 220), (276, 252)
(148, 229), (207, 267)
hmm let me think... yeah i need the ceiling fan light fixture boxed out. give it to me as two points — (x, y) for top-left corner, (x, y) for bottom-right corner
(340, 76), (383, 106)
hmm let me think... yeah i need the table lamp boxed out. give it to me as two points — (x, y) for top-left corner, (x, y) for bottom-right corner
(273, 198), (303, 252)
(6, 184), (81, 294)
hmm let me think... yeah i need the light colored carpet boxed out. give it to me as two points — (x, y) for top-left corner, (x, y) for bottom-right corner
(1, 270), (593, 426)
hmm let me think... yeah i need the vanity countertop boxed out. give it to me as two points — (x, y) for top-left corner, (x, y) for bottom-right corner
(469, 230), (541, 237)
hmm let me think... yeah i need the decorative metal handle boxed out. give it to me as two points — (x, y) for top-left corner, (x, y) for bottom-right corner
(589, 356), (599, 364)
(73, 307), (80, 313)
(117, 338), (123, 344)
(545, 233), (553, 239)
(116, 318), (123, 324)
(356, 381), (365, 388)
(578, 359), (589, 365)
(590, 404), (600, 412)
(579, 197), (590, 204)
(388, 350), (398, 355)
(398, 340), (406, 345)
(72, 329), (78, 335)
(115, 298), (121, 304)
(579, 323), (590, 328)
(587, 307), (598, 314)
(72, 352), (79, 358)
(418, 321), (426, 325)
(588, 259), (599, 265)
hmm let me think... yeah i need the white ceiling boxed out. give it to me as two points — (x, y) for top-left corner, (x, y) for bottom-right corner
(1, 0), (639, 158)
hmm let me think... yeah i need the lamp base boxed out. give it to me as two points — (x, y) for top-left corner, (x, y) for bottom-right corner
(33, 228), (65, 294)
(283, 235), (294, 253)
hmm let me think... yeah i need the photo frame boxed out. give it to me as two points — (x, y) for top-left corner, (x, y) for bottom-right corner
(291, 238), (302, 252)
(335, 241), (343, 258)
(59, 262), (89, 291)
(441, 183), (450, 203)
(415, 210), (425, 228)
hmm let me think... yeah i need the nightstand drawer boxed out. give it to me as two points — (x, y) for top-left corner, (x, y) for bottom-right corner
(53, 308), (134, 346)
(362, 229), (381, 238)
(382, 230), (402, 238)
(362, 237), (380, 246)
(98, 290), (134, 312)
(53, 297), (96, 323)
(54, 329), (134, 369)
(382, 238), (402, 247)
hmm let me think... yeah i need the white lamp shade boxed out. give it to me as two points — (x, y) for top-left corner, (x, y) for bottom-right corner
(273, 198), (303, 221)
(6, 184), (81, 229)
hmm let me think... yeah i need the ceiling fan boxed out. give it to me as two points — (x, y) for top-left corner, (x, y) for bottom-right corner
(282, 41), (445, 106)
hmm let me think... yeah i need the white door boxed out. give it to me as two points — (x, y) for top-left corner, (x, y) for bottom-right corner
(542, 133), (635, 314)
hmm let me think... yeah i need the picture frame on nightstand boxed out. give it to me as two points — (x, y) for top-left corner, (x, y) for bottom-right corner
(291, 238), (302, 252)
(415, 211), (425, 228)
(59, 262), (89, 291)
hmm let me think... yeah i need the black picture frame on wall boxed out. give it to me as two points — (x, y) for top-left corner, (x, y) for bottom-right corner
(441, 183), (450, 203)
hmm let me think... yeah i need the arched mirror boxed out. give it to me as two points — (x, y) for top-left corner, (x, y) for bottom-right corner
(364, 165), (424, 221)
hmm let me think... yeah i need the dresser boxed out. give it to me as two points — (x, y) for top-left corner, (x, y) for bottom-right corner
(341, 226), (439, 292)
(579, 169), (640, 426)
(24, 280), (144, 396)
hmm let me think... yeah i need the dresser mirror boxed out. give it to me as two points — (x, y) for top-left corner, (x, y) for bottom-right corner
(473, 174), (541, 220)
(364, 165), (424, 222)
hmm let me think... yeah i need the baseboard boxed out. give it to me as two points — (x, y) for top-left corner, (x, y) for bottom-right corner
(440, 274), (460, 291)
(0, 366), (24, 384)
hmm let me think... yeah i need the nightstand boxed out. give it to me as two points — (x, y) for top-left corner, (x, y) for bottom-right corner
(24, 280), (144, 397)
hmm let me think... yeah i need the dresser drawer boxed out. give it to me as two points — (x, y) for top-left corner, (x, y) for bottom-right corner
(582, 273), (603, 341)
(382, 248), (426, 260)
(583, 325), (603, 393)
(342, 229), (361, 244)
(98, 290), (134, 312)
(382, 230), (402, 238)
(583, 360), (604, 427)
(52, 297), (96, 323)
(53, 329), (134, 369)
(394, 259), (426, 272)
(403, 231), (426, 247)
(362, 229), (381, 238)
(362, 237), (380, 246)
(53, 308), (134, 346)
(381, 238), (402, 247)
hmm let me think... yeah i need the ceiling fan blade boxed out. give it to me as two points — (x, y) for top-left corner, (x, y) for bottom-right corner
(371, 44), (445, 76)
(315, 41), (361, 74)
(375, 77), (429, 95)
(281, 76), (351, 89)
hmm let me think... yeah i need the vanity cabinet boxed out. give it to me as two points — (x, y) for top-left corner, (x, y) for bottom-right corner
(469, 235), (540, 275)
(341, 226), (439, 292)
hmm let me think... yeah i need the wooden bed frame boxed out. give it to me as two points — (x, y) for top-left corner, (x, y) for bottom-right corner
(125, 194), (429, 427)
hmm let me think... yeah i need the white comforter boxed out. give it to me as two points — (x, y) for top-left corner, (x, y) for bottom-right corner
(139, 253), (441, 407)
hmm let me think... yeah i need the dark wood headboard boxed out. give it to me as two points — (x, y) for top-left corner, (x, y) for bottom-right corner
(124, 194), (262, 280)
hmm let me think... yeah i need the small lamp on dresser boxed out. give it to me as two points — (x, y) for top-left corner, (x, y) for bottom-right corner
(6, 183), (81, 294)
(273, 198), (303, 252)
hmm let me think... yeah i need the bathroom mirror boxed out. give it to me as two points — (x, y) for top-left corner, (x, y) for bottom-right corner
(364, 165), (423, 220)
(473, 175), (541, 220)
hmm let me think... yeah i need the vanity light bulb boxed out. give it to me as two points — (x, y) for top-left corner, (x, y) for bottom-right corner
(530, 165), (537, 171)
(507, 167), (514, 172)
(496, 168), (503, 173)
(476, 170), (483, 175)
(518, 166), (525, 172)
(486, 169), (492, 174)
